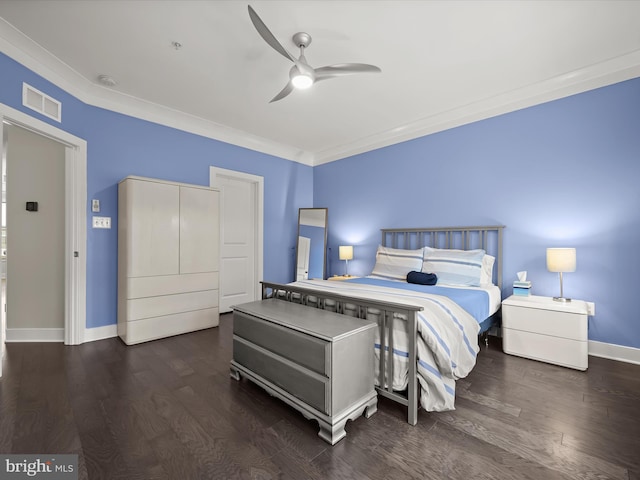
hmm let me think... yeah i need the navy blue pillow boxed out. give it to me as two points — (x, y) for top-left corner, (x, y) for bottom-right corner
(406, 271), (437, 285)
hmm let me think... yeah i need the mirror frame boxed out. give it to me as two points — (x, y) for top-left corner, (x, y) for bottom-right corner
(295, 208), (328, 280)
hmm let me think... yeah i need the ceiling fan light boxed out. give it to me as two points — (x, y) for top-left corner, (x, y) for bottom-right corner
(291, 72), (313, 89)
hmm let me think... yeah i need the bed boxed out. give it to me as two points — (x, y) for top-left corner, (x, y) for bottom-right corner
(261, 225), (504, 425)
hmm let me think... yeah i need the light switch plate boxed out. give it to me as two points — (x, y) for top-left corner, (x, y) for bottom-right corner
(92, 216), (111, 229)
(92, 199), (100, 213)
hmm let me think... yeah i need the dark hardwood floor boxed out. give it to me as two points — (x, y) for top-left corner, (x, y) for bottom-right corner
(1, 313), (638, 480)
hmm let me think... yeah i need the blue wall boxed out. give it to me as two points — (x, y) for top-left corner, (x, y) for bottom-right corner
(315, 77), (640, 350)
(0, 52), (313, 329)
(3, 49), (639, 351)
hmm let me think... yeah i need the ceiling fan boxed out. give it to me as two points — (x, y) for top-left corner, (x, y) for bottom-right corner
(248, 5), (382, 103)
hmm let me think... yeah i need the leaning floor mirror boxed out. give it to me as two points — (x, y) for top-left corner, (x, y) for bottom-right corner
(296, 208), (328, 280)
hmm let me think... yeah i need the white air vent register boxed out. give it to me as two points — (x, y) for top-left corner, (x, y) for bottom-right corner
(22, 83), (62, 122)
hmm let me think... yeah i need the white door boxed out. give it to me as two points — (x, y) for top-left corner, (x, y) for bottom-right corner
(296, 236), (310, 280)
(210, 167), (263, 313)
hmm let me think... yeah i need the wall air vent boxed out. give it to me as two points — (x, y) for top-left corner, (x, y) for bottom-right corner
(22, 83), (62, 122)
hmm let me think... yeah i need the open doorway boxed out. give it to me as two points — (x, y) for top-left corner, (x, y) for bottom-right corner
(3, 123), (66, 341)
(0, 103), (87, 378)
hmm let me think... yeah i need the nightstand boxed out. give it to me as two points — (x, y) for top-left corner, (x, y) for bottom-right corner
(502, 295), (588, 370)
(328, 275), (359, 281)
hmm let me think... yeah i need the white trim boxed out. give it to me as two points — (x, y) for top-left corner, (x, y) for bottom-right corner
(313, 50), (640, 165)
(589, 340), (640, 366)
(5, 328), (64, 343)
(83, 324), (117, 343)
(0, 102), (87, 345)
(2, 18), (640, 166)
(209, 167), (264, 304)
(0, 19), (311, 166)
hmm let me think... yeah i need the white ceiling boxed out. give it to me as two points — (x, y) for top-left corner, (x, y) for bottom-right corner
(1, 1), (639, 166)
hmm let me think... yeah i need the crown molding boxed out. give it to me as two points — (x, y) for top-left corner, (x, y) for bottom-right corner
(312, 49), (640, 165)
(2, 18), (638, 168)
(0, 18), (314, 166)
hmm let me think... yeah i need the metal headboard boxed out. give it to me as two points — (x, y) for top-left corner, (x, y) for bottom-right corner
(381, 226), (505, 289)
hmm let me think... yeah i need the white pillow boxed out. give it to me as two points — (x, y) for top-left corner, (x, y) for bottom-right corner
(422, 247), (486, 287)
(370, 245), (423, 281)
(480, 254), (495, 285)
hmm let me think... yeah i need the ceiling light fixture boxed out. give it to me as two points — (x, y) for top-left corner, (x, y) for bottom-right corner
(290, 68), (314, 89)
(248, 6), (381, 102)
(97, 74), (117, 87)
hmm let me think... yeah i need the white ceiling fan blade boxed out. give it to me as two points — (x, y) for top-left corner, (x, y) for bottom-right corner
(248, 5), (296, 63)
(270, 82), (295, 103)
(315, 63), (382, 82)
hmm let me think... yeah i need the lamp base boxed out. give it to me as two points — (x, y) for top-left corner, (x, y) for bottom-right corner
(553, 296), (572, 303)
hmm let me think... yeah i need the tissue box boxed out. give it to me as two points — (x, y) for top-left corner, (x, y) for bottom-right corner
(513, 285), (531, 296)
(513, 280), (531, 296)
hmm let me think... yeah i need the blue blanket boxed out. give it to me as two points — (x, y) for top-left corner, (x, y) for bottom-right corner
(344, 277), (490, 324)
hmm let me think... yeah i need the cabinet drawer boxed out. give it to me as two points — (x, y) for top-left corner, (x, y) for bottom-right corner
(128, 272), (218, 299)
(502, 304), (587, 341)
(121, 308), (219, 345)
(233, 336), (329, 414)
(234, 311), (329, 376)
(127, 289), (218, 321)
(503, 327), (588, 370)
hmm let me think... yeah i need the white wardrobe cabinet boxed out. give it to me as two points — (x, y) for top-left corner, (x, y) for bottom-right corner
(118, 176), (220, 345)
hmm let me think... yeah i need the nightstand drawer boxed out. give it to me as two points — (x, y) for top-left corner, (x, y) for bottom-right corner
(502, 304), (587, 341)
(503, 328), (588, 370)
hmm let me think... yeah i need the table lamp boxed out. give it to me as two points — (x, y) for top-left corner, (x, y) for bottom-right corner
(339, 245), (353, 277)
(546, 248), (576, 302)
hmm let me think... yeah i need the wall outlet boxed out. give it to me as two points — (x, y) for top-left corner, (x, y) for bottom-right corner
(586, 302), (595, 316)
(92, 216), (111, 229)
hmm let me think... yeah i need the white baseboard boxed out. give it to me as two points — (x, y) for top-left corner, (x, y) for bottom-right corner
(83, 324), (117, 343)
(6, 328), (64, 342)
(10, 324), (635, 365)
(589, 340), (640, 365)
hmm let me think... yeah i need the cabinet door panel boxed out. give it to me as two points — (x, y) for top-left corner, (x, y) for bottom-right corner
(180, 187), (219, 274)
(126, 180), (179, 277)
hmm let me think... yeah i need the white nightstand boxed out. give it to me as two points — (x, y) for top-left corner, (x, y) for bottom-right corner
(328, 275), (359, 281)
(502, 295), (588, 370)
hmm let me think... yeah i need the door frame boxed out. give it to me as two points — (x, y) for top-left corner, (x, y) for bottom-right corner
(0, 102), (87, 351)
(209, 166), (263, 306)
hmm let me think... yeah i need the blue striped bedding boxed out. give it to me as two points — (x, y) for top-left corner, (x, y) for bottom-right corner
(346, 277), (490, 325)
(291, 278), (488, 411)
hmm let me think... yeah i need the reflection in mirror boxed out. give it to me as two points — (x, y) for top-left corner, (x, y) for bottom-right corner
(296, 208), (328, 280)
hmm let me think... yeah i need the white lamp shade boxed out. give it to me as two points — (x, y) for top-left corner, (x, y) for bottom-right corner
(546, 248), (576, 273)
(339, 245), (353, 261)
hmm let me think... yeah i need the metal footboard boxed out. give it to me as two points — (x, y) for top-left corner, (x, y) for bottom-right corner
(261, 281), (424, 425)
